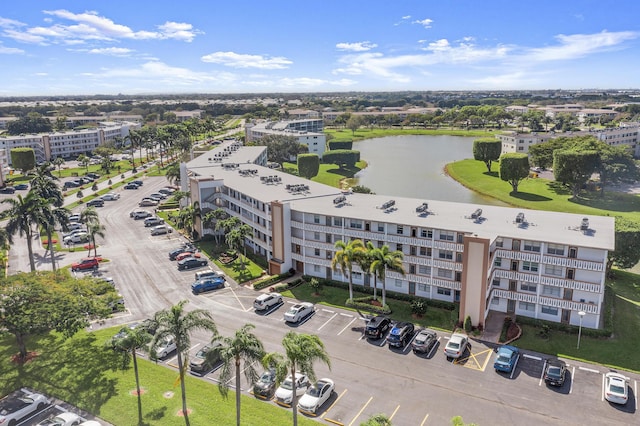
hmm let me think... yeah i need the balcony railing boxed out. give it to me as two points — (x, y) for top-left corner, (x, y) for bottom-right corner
(491, 289), (599, 314)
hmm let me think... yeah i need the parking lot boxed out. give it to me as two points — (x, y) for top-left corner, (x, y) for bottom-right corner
(6, 175), (639, 425)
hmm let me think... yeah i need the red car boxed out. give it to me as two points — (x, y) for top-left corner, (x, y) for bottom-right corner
(71, 257), (99, 271)
(175, 252), (201, 262)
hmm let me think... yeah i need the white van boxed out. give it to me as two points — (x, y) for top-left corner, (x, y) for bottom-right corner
(195, 269), (225, 281)
(150, 225), (173, 236)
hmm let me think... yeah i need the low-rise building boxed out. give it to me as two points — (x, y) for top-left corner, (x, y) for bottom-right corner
(245, 119), (326, 158)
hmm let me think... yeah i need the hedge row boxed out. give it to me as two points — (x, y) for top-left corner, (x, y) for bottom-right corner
(252, 271), (295, 290)
(346, 296), (391, 315)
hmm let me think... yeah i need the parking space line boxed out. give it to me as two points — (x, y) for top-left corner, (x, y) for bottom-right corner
(579, 366), (600, 374)
(523, 354), (542, 361)
(388, 404), (400, 420)
(569, 366), (575, 394)
(318, 313), (338, 331)
(539, 359), (547, 386)
(321, 388), (347, 422)
(420, 413), (429, 426)
(338, 316), (357, 336)
(601, 373), (605, 401)
(339, 313), (353, 318)
(426, 337), (440, 358)
(635, 380), (638, 409)
(322, 308), (335, 314)
(509, 355), (520, 379)
(227, 287), (247, 311)
(348, 396), (373, 426)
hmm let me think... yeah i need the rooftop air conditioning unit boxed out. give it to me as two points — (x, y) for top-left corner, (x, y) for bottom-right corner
(581, 217), (589, 231)
(515, 212), (525, 224)
(471, 208), (483, 219)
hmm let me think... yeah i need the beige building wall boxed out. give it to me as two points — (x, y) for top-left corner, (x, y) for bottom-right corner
(269, 201), (286, 275)
(460, 236), (490, 327)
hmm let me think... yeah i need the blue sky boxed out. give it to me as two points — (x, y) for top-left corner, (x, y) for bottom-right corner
(1, 0), (639, 96)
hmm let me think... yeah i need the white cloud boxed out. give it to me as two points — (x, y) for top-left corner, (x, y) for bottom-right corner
(278, 77), (327, 88)
(527, 30), (638, 61)
(0, 42), (24, 54)
(34, 72), (48, 76)
(0, 17), (25, 28)
(157, 21), (202, 42)
(86, 47), (135, 56)
(336, 41), (377, 52)
(412, 18), (433, 29)
(201, 51), (292, 69)
(86, 61), (235, 86)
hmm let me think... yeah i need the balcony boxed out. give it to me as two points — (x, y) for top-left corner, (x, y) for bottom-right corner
(493, 269), (602, 293)
(492, 289), (599, 314)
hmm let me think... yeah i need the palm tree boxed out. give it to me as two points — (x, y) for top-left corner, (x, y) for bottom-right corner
(110, 326), (153, 425)
(151, 300), (217, 426)
(331, 239), (365, 301)
(263, 332), (331, 426)
(202, 208), (228, 244)
(225, 224), (252, 269)
(38, 203), (69, 271)
(87, 221), (105, 258)
(356, 241), (376, 297)
(211, 324), (265, 426)
(166, 162), (181, 186)
(370, 245), (405, 307)
(30, 163), (63, 207)
(129, 129), (143, 168)
(52, 157), (65, 177)
(77, 154), (90, 172)
(2, 193), (42, 271)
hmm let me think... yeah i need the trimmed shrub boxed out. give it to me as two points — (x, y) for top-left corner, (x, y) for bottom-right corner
(464, 315), (472, 332)
(411, 299), (427, 316)
(328, 140), (353, 150)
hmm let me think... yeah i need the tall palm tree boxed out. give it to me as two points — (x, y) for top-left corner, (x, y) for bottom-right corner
(370, 245), (405, 307)
(151, 300), (217, 426)
(129, 129), (143, 168)
(211, 324), (265, 426)
(2, 193), (42, 271)
(331, 239), (365, 301)
(110, 326), (153, 425)
(263, 332), (331, 426)
(80, 206), (100, 227)
(166, 162), (181, 187)
(30, 163), (63, 207)
(38, 203), (69, 271)
(87, 221), (105, 258)
(225, 224), (252, 269)
(356, 241), (376, 298)
(202, 208), (228, 244)
(52, 157), (65, 177)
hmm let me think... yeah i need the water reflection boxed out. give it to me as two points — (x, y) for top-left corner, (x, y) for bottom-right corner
(354, 135), (507, 206)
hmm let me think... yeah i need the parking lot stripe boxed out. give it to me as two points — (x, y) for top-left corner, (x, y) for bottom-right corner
(322, 388), (348, 422)
(348, 396), (373, 426)
(579, 366), (600, 374)
(338, 316), (357, 336)
(601, 373), (605, 401)
(420, 413), (429, 426)
(427, 338), (440, 358)
(322, 308), (335, 313)
(389, 404), (400, 420)
(635, 380), (638, 409)
(509, 355), (520, 379)
(318, 312), (338, 331)
(228, 287), (247, 311)
(539, 359), (547, 386)
(569, 366), (575, 394)
(339, 313), (353, 318)
(522, 354), (542, 361)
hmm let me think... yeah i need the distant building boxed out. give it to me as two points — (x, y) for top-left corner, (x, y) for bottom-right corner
(245, 119), (326, 158)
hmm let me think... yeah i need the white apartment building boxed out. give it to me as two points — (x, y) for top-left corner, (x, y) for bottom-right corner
(498, 132), (555, 155)
(245, 119), (326, 158)
(185, 144), (614, 330)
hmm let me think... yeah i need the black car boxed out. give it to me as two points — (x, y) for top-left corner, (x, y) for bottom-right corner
(169, 244), (196, 260)
(411, 329), (438, 354)
(177, 256), (208, 270)
(0, 186), (15, 194)
(87, 198), (104, 207)
(386, 322), (415, 348)
(87, 172), (101, 179)
(365, 316), (392, 340)
(63, 181), (80, 189)
(544, 359), (567, 386)
(124, 182), (139, 190)
(253, 368), (277, 399)
(132, 180), (143, 186)
(189, 342), (222, 374)
(14, 183), (29, 190)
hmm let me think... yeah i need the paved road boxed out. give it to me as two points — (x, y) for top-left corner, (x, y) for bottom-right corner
(6, 175), (639, 425)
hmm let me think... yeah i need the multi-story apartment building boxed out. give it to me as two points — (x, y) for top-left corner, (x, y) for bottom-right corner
(245, 119), (326, 158)
(498, 132), (555, 155)
(185, 142), (614, 330)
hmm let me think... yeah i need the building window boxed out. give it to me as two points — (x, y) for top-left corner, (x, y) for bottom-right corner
(418, 283), (429, 292)
(492, 278), (500, 287)
(438, 250), (453, 260)
(437, 268), (453, 279)
(547, 243), (565, 256)
(352, 272), (362, 280)
(394, 279), (402, 288)
(522, 261), (539, 272)
(350, 220), (362, 229)
(396, 225), (404, 235)
(418, 265), (431, 275)
(495, 238), (503, 248)
(314, 215), (320, 224)
(421, 229), (433, 238)
(541, 305), (558, 315)
(520, 282), (536, 292)
(491, 297), (500, 305)
(419, 247), (432, 256)
(456, 253), (463, 263)
(494, 257), (502, 267)
(437, 287), (451, 296)
(377, 224), (384, 232)
(313, 265), (320, 272)
(523, 240), (541, 252)
(542, 285), (561, 297)
(314, 248), (320, 256)
(545, 264), (563, 276)
(439, 230), (454, 241)
(314, 232), (320, 240)
(396, 243), (403, 252)
(334, 217), (342, 226)
(519, 301), (535, 312)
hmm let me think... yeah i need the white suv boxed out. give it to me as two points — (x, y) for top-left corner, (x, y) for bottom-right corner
(283, 302), (314, 323)
(254, 292), (283, 311)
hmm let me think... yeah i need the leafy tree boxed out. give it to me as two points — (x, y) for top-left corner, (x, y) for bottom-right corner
(203, 208), (228, 244)
(499, 153), (530, 193)
(256, 134), (308, 166)
(472, 138), (501, 172)
(297, 154), (320, 179)
(109, 326), (153, 425)
(346, 115), (365, 134)
(77, 154), (90, 172)
(6, 112), (52, 135)
(607, 217), (640, 275)
(328, 140), (353, 150)
(528, 138), (568, 170)
(553, 149), (599, 198)
(351, 185), (373, 194)
(322, 149), (360, 169)
(101, 156), (114, 174)
(226, 223), (252, 269)
(10, 148), (36, 175)
(54, 116), (68, 131)
(166, 162), (181, 186)
(263, 332), (331, 426)
(2, 192), (43, 271)
(151, 300), (217, 426)
(0, 270), (119, 362)
(331, 239), (365, 301)
(370, 245), (405, 306)
(451, 416), (477, 426)
(211, 324), (265, 426)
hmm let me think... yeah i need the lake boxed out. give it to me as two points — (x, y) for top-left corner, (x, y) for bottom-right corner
(354, 135), (506, 206)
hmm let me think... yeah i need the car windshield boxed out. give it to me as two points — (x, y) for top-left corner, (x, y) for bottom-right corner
(308, 383), (323, 397)
(259, 371), (274, 383)
(448, 342), (460, 350)
(281, 379), (293, 390)
(287, 307), (299, 315)
(547, 366), (562, 378)
(610, 383), (625, 393)
(415, 334), (427, 343)
(498, 355), (511, 363)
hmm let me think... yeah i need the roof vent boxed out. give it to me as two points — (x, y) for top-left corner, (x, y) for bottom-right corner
(333, 195), (346, 205)
(415, 203), (429, 213)
(581, 217), (589, 231)
(380, 200), (395, 210)
(515, 212), (525, 224)
(471, 208), (483, 219)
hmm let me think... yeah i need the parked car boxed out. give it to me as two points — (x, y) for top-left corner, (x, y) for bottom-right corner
(87, 198), (104, 207)
(150, 224), (172, 236)
(283, 302), (314, 323)
(144, 216), (164, 227)
(87, 172), (101, 179)
(14, 183), (29, 190)
(68, 214), (81, 222)
(78, 422), (101, 426)
(63, 181), (80, 189)
(124, 182), (139, 190)
(411, 329), (438, 354)
(364, 316), (392, 340)
(444, 333), (469, 359)
(139, 198), (158, 207)
(131, 209), (152, 220)
(101, 192), (120, 201)
(543, 359), (567, 387)
(253, 368), (277, 400)
(275, 373), (310, 407)
(63, 228), (87, 239)
(159, 187), (176, 195)
(195, 269), (224, 281)
(0, 186), (16, 194)
(132, 180), (144, 186)
(177, 256), (208, 270)
(71, 257), (99, 271)
(191, 277), (225, 294)
(0, 392), (50, 425)
(154, 336), (177, 359)
(63, 232), (89, 244)
(254, 292), (283, 311)
(176, 251), (200, 261)
(36, 411), (82, 426)
(298, 378), (335, 415)
(604, 372), (629, 404)
(169, 245), (196, 260)
(386, 322), (415, 348)
(189, 342), (222, 374)
(493, 345), (520, 373)
(79, 177), (93, 184)
(66, 222), (85, 231)
(149, 192), (167, 200)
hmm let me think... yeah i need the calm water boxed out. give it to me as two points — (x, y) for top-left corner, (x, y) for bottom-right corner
(354, 135), (506, 206)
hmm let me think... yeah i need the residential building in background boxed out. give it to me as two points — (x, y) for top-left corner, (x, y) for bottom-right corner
(245, 119), (326, 158)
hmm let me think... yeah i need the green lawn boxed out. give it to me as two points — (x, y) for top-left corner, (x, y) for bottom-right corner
(446, 159), (640, 221)
(0, 327), (316, 426)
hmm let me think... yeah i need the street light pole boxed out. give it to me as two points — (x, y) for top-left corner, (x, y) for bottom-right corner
(577, 311), (586, 349)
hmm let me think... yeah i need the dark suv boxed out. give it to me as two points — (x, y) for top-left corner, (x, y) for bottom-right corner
(386, 322), (415, 348)
(189, 342), (222, 374)
(364, 316), (391, 340)
(253, 368), (277, 400)
(544, 359), (567, 386)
